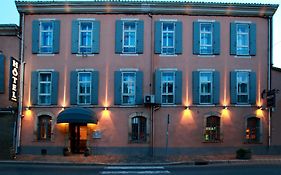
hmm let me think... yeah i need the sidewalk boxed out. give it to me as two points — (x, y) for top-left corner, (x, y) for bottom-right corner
(1, 154), (281, 166)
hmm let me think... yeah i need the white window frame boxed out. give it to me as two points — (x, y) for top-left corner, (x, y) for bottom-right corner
(121, 72), (136, 105)
(161, 22), (175, 55)
(78, 21), (93, 54)
(199, 71), (213, 104)
(236, 23), (250, 56)
(38, 72), (52, 105)
(122, 21), (137, 54)
(236, 71), (250, 104)
(77, 72), (92, 105)
(199, 23), (213, 55)
(39, 21), (53, 54)
(161, 71), (175, 104)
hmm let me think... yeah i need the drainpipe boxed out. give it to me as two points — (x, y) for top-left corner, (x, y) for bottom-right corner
(267, 16), (273, 148)
(148, 12), (154, 156)
(16, 13), (25, 154)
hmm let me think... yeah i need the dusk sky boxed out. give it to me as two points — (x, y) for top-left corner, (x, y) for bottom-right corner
(1, 0), (280, 68)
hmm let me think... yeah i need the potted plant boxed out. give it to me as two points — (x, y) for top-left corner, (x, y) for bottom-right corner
(84, 147), (91, 157)
(63, 147), (70, 156)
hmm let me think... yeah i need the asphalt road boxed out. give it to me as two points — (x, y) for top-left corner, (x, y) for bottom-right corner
(0, 163), (281, 175)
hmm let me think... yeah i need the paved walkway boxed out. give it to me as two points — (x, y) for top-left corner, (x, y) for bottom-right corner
(1, 154), (281, 165)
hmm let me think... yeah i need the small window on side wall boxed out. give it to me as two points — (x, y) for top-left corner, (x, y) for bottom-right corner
(131, 116), (147, 143)
(37, 115), (52, 141)
(204, 116), (221, 142)
(245, 117), (261, 143)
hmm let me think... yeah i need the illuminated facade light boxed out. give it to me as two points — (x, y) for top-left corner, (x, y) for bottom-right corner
(223, 106), (228, 110)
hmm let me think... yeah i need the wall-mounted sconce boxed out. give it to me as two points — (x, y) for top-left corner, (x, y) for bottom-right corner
(184, 106), (190, 110)
(25, 106), (30, 111)
(104, 107), (108, 111)
(223, 106), (228, 110)
(257, 106), (265, 110)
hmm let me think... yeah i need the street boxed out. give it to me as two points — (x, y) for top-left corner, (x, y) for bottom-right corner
(0, 163), (281, 175)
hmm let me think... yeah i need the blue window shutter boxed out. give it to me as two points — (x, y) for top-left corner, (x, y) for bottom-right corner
(175, 21), (183, 54)
(136, 20), (144, 54)
(51, 71), (59, 105)
(31, 71), (38, 105)
(92, 21), (100, 54)
(114, 71), (122, 105)
(154, 21), (162, 54)
(53, 20), (60, 54)
(135, 71), (143, 105)
(70, 71), (78, 105)
(249, 72), (256, 104)
(192, 71), (200, 104)
(230, 23), (237, 55)
(230, 71), (237, 104)
(213, 22), (220, 55)
(71, 20), (79, 54)
(193, 21), (200, 55)
(213, 71), (220, 104)
(175, 71), (182, 104)
(0, 54), (4, 93)
(155, 70), (161, 104)
(249, 23), (256, 56)
(115, 20), (123, 54)
(32, 20), (40, 54)
(91, 71), (99, 105)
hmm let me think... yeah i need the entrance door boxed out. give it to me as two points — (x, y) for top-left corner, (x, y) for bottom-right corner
(69, 124), (87, 153)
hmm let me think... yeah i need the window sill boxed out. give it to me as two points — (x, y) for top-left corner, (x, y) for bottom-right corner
(120, 53), (139, 56)
(234, 55), (252, 59)
(197, 55), (216, 58)
(243, 141), (262, 144)
(37, 54), (55, 57)
(196, 104), (216, 107)
(159, 54), (178, 57)
(129, 141), (148, 144)
(76, 53), (95, 57)
(234, 104), (252, 107)
(203, 140), (222, 143)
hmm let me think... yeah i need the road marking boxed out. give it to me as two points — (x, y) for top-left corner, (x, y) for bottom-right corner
(104, 166), (165, 170)
(100, 170), (170, 174)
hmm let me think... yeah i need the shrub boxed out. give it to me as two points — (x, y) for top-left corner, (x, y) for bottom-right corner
(236, 148), (252, 159)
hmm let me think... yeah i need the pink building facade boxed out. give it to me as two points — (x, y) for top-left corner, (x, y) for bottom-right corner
(15, 1), (279, 156)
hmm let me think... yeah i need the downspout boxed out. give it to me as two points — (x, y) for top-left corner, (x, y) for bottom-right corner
(267, 16), (273, 148)
(148, 12), (154, 156)
(16, 13), (25, 154)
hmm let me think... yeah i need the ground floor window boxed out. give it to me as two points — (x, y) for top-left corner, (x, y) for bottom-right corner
(204, 115), (221, 142)
(131, 116), (147, 143)
(245, 117), (261, 143)
(37, 115), (52, 141)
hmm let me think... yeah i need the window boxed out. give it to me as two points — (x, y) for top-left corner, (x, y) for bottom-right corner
(162, 23), (175, 55)
(246, 117), (260, 143)
(236, 24), (249, 55)
(40, 21), (53, 53)
(161, 72), (175, 104)
(38, 72), (52, 105)
(123, 22), (137, 53)
(199, 72), (213, 104)
(78, 72), (91, 104)
(200, 23), (213, 54)
(204, 116), (220, 142)
(79, 22), (93, 53)
(122, 72), (136, 105)
(131, 116), (147, 142)
(237, 72), (249, 104)
(38, 115), (52, 141)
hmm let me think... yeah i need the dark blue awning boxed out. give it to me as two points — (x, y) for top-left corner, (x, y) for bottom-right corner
(57, 107), (98, 124)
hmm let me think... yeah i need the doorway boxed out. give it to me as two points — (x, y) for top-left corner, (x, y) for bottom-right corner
(69, 124), (87, 153)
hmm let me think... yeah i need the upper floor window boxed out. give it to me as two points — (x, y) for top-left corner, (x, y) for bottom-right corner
(237, 71), (249, 104)
(131, 116), (147, 143)
(122, 72), (136, 105)
(199, 72), (213, 104)
(70, 70), (99, 105)
(230, 71), (256, 105)
(115, 20), (144, 54)
(161, 72), (175, 104)
(154, 21), (182, 55)
(37, 115), (52, 141)
(204, 116), (221, 142)
(200, 23), (213, 55)
(32, 20), (60, 54)
(193, 21), (220, 55)
(78, 72), (92, 105)
(31, 71), (59, 105)
(123, 22), (137, 53)
(230, 22), (256, 56)
(38, 72), (52, 105)
(245, 117), (261, 143)
(71, 20), (100, 54)
(192, 71), (220, 105)
(162, 23), (175, 55)
(79, 22), (93, 54)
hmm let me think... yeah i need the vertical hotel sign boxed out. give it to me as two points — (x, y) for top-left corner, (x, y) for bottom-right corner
(9, 57), (20, 102)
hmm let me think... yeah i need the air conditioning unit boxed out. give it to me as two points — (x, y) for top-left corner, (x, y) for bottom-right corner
(144, 95), (155, 104)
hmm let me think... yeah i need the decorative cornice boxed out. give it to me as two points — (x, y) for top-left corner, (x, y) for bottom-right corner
(0, 24), (19, 36)
(15, 1), (279, 17)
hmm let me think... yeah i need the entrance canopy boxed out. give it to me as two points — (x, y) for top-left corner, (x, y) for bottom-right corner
(57, 107), (98, 124)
